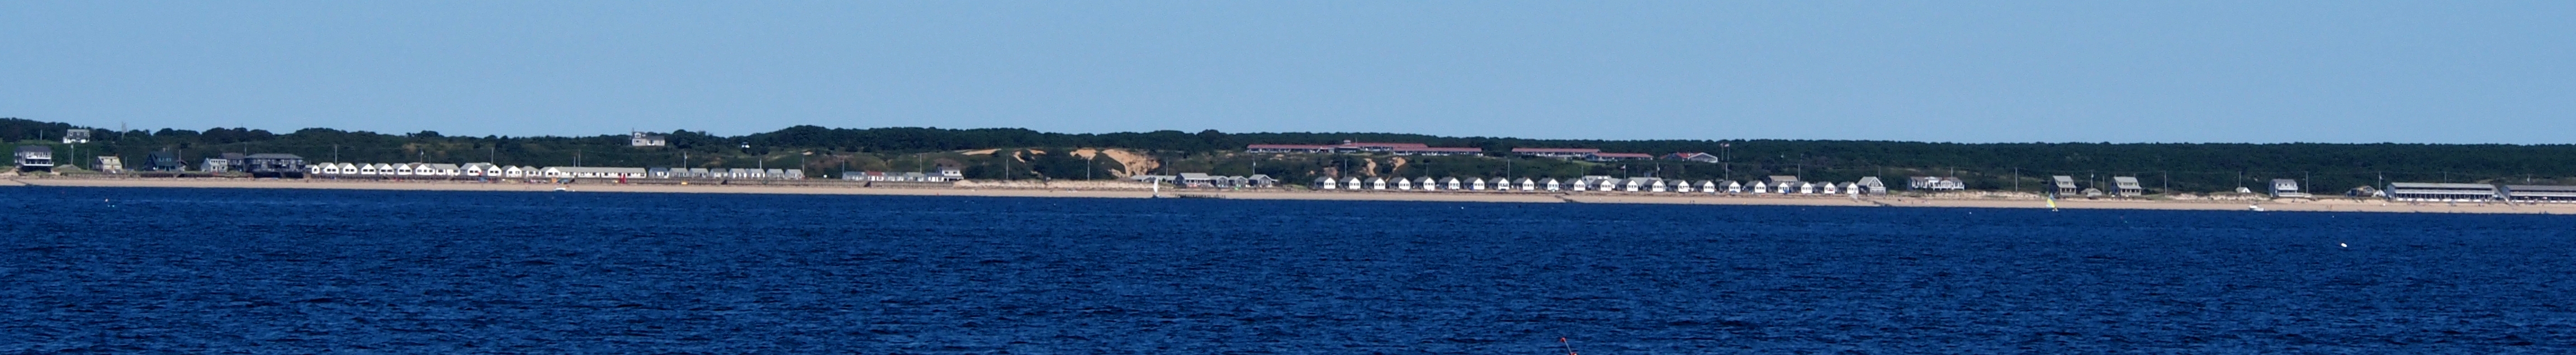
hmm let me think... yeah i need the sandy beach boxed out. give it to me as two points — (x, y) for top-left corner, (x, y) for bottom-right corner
(10, 177), (2570, 214)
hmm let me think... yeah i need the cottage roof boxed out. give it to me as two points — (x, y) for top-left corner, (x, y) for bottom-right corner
(2270, 179), (2300, 188)
(2493, 184), (2576, 193)
(1592, 153), (1655, 159)
(2113, 177), (2143, 189)
(1179, 173), (1213, 180)
(244, 153), (303, 159)
(2052, 176), (2076, 185)
(15, 145), (50, 154)
(1766, 176), (1800, 183)
(2505, 185), (2576, 193)
(2388, 182), (2494, 190)
(553, 167), (648, 174)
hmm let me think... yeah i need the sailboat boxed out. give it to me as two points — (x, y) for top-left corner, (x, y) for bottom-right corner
(2045, 194), (2059, 212)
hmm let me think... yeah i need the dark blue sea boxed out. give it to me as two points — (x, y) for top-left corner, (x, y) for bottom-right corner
(5, 187), (2574, 354)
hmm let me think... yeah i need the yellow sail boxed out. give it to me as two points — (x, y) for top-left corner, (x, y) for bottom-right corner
(2045, 195), (2058, 210)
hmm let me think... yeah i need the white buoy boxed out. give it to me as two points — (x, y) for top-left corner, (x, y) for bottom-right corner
(2340, 243), (2348, 248)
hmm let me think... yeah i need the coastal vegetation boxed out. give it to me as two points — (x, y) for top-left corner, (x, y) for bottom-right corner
(8, 117), (2574, 194)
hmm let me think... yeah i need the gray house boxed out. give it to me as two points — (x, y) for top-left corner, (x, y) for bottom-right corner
(2111, 177), (2146, 196)
(2270, 179), (2310, 198)
(2050, 176), (2080, 196)
(140, 151), (183, 172)
(15, 145), (54, 172)
(240, 153), (308, 178)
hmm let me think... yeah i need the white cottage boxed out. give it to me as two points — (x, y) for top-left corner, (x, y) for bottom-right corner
(1418, 177), (1439, 191)
(1316, 177), (1338, 190)
(1623, 179), (1646, 192)
(1518, 178), (1537, 191)
(1545, 178), (1562, 191)
(1395, 177), (1414, 190)
(1750, 181), (1768, 194)
(1470, 178), (1488, 191)
(1443, 177), (1462, 190)
(422, 163), (461, 177)
(1799, 182), (1817, 195)
(1672, 181), (1692, 193)
(1821, 182), (1840, 195)
(1344, 177), (1363, 190)
(1650, 179), (1670, 192)
(1370, 177), (1388, 190)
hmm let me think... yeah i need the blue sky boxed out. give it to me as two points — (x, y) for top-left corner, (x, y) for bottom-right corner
(4, 1), (2572, 143)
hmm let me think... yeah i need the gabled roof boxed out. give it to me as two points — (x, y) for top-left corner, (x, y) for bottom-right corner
(244, 153), (302, 159)
(1592, 153), (1655, 159)
(2505, 185), (2576, 192)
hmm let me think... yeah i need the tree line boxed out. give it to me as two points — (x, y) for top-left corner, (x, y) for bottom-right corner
(8, 117), (2574, 193)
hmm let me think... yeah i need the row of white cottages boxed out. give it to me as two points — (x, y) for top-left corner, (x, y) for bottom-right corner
(1312, 176), (1889, 195)
(305, 162), (804, 179)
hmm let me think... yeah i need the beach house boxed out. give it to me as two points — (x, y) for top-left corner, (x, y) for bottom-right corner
(2386, 183), (2497, 202)
(1854, 176), (1896, 195)
(2270, 179), (2310, 198)
(2503, 185), (2576, 203)
(1178, 173), (1216, 188)
(2112, 177), (2145, 196)
(1908, 176), (1965, 191)
(2051, 176), (2080, 196)
(240, 153), (307, 178)
(13, 146), (53, 172)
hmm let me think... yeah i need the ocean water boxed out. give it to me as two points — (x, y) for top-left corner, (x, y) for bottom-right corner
(4, 187), (2574, 354)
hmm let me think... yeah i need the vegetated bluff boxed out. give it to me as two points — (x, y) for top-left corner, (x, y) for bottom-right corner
(6, 117), (2574, 193)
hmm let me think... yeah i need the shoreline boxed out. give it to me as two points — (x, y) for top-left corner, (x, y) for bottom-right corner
(8, 177), (2567, 215)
